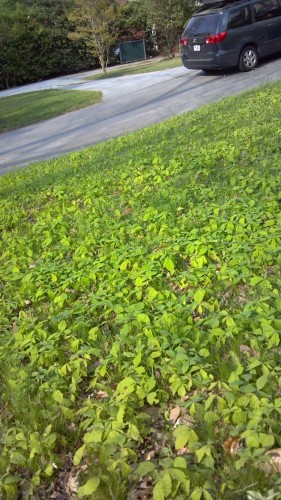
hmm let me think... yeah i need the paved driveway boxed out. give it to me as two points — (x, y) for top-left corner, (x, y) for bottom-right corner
(0, 55), (281, 175)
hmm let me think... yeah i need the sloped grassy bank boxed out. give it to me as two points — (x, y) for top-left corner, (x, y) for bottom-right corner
(0, 81), (281, 499)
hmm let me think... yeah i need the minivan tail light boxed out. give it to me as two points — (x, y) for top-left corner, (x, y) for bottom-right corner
(205, 31), (227, 44)
(181, 37), (188, 46)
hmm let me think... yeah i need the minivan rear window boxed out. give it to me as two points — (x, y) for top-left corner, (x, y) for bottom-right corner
(184, 14), (220, 35)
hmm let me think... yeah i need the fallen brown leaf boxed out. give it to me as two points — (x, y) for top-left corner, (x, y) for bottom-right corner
(123, 207), (133, 215)
(177, 447), (193, 456)
(169, 406), (181, 424)
(93, 390), (108, 400)
(65, 473), (79, 495)
(176, 413), (195, 428)
(143, 450), (156, 461)
(239, 344), (260, 358)
(223, 437), (242, 456)
(260, 448), (281, 474)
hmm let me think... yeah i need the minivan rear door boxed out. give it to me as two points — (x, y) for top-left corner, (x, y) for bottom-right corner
(182, 13), (221, 57)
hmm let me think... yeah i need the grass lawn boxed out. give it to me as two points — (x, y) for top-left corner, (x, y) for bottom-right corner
(0, 89), (102, 133)
(0, 81), (281, 499)
(85, 56), (182, 80)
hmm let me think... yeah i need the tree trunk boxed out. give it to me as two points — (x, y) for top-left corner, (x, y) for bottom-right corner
(4, 74), (10, 89)
(99, 55), (107, 74)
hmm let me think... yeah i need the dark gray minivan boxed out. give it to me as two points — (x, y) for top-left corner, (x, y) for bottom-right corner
(181, 0), (281, 71)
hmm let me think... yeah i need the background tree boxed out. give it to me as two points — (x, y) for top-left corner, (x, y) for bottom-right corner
(0, 0), (92, 89)
(25, 0), (90, 76)
(0, 0), (29, 89)
(143, 0), (197, 56)
(0, 0), (198, 90)
(68, 0), (122, 74)
(116, 0), (158, 57)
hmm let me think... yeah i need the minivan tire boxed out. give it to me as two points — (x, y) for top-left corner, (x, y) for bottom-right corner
(238, 46), (258, 72)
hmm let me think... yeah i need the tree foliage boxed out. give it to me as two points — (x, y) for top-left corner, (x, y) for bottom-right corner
(68, 0), (122, 74)
(144, 0), (197, 55)
(0, 0), (198, 89)
(0, 0), (91, 89)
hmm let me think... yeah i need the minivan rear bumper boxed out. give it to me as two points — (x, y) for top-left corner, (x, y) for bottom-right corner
(181, 49), (237, 70)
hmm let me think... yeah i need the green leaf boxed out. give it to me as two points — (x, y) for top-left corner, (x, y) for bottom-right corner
(248, 360), (262, 370)
(174, 426), (198, 450)
(268, 332), (280, 348)
(10, 452), (25, 465)
(133, 353), (142, 367)
(153, 472), (172, 500)
(246, 492), (266, 500)
(259, 433), (274, 448)
(116, 404), (125, 424)
(45, 464), (54, 477)
(106, 430), (125, 445)
(147, 392), (158, 404)
(52, 389), (64, 403)
(2, 476), (21, 485)
(116, 377), (135, 395)
(135, 276), (144, 287)
(202, 488), (214, 500)
(73, 445), (86, 466)
(83, 428), (103, 444)
(148, 287), (158, 300)
(190, 486), (203, 500)
(187, 429), (199, 446)
(194, 289), (205, 304)
(164, 258), (175, 275)
(153, 483), (164, 500)
(128, 423), (140, 441)
(205, 395), (215, 411)
(198, 348), (209, 358)
(169, 468), (187, 482)
(240, 384), (257, 393)
(78, 477), (100, 497)
(204, 411), (220, 424)
(58, 320), (67, 332)
(245, 432), (260, 448)
(174, 426), (189, 449)
(136, 461), (157, 476)
(173, 457), (187, 469)
(137, 313), (150, 324)
(195, 446), (209, 463)
(120, 260), (130, 270)
(256, 374), (268, 390)
(250, 276), (263, 286)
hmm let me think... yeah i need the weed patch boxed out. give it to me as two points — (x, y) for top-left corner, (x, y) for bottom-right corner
(0, 81), (281, 498)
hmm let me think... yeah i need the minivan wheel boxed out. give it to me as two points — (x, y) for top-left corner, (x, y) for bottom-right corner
(239, 46), (258, 72)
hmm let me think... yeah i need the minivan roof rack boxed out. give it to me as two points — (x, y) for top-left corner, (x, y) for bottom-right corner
(197, 0), (246, 8)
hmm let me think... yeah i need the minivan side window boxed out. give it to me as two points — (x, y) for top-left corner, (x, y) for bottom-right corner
(253, 0), (281, 22)
(227, 7), (252, 29)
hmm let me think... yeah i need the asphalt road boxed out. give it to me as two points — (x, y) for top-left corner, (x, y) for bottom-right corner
(0, 54), (281, 175)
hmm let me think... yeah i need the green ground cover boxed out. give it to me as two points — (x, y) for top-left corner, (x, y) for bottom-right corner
(0, 90), (102, 133)
(85, 57), (182, 81)
(0, 81), (281, 499)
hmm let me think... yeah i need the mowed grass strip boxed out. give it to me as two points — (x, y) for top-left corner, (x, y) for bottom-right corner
(85, 56), (182, 80)
(0, 89), (102, 133)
